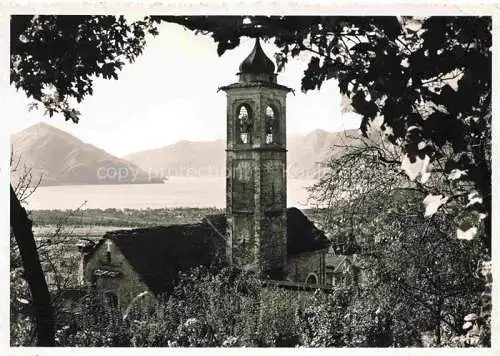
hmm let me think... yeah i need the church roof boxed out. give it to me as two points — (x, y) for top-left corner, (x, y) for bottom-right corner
(85, 208), (330, 295)
(89, 222), (225, 295)
(286, 207), (331, 255)
(238, 38), (276, 74)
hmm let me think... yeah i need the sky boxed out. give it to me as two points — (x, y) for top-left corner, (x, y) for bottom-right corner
(6, 21), (361, 157)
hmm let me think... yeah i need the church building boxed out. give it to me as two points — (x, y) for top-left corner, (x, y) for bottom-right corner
(80, 39), (333, 311)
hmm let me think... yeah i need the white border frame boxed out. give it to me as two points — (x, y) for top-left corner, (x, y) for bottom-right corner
(1, 2), (498, 355)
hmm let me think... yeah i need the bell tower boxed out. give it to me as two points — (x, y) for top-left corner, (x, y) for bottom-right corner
(220, 38), (292, 276)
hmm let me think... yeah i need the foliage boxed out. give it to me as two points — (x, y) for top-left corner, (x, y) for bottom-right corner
(128, 266), (306, 347)
(447, 260), (492, 347)
(10, 15), (160, 122)
(361, 213), (485, 347)
(10, 268), (36, 346)
(295, 289), (351, 346)
(25, 266), (363, 348)
(309, 135), (489, 347)
(14, 257), (487, 347)
(52, 291), (131, 347)
(39, 266), (323, 347)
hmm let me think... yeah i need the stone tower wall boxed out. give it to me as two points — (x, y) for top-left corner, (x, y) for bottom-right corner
(224, 86), (289, 275)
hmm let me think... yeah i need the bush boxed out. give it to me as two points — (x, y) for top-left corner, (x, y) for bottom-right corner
(12, 261), (487, 347)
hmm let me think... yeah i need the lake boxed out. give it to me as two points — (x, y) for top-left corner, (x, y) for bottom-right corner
(27, 177), (318, 210)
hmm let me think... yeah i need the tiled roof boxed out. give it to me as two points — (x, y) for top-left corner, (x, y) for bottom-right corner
(99, 221), (225, 295)
(286, 207), (331, 255)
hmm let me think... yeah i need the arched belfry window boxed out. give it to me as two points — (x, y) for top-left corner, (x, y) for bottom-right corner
(237, 105), (252, 144)
(265, 106), (278, 144)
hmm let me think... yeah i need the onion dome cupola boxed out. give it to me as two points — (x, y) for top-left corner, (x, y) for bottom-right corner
(239, 37), (275, 74)
(238, 38), (277, 83)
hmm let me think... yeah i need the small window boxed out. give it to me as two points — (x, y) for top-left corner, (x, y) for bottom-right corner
(305, 273), (318, 285)
(104, 291), (118, 308)
(265, 106), (278, 144)
(237, 105), (252, 144)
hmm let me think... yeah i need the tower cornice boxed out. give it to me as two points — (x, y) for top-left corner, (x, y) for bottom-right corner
(219, 81), (293, 93)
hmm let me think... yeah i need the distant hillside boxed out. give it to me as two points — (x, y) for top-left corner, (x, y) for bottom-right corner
(11, 123), (162, 186)
(124, 140), (226, 179)
(124, 129), (364, 180)
(287, 129), (361, 179)
(11, 124), (367, 187)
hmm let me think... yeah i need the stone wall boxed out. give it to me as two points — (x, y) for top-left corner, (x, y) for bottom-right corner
(284, 250), (326, 284)
(83, 241), (153, 310)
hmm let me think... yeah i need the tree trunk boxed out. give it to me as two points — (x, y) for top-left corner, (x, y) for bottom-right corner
(10, 185), (54, 346)
(434, 298), (443, 346)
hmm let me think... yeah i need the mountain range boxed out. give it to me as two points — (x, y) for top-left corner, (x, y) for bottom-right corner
(10, 123), (162, 186)
(124, 129), (361, 180)
(11, 123), (362, 186)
